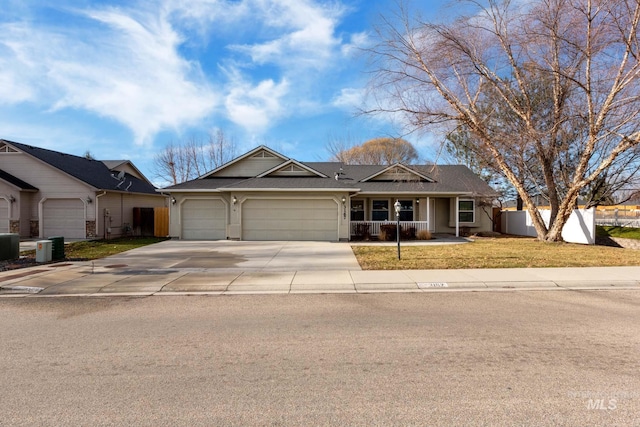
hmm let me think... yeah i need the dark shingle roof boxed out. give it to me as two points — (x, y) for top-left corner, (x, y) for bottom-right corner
(163, 178), (247, 191)
(163, 157), (497, 197)
(0, 169), (38, 191)
(223, 176), (359, 190)
(3, 140), (158, 194)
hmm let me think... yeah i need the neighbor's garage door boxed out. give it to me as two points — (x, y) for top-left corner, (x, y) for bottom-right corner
(43, 199), (85, 238)
(242, 199), (338, 241)
(181, 199), (226, 240)
(0, 199), (8, 233)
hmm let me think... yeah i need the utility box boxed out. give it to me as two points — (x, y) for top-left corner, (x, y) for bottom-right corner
(0, 233), (20, 261)
(36, 240), (52, 263)
(48, 236), (65, 261)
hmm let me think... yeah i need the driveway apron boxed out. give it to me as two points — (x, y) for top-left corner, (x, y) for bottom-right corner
(89, 240), (362, 272)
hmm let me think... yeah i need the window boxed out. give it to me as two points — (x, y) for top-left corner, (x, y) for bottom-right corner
(398, 200), (414, 221)
(458, 200), (475, 223)
(351, 200), (365, 221)
(372, 200), (389, 221)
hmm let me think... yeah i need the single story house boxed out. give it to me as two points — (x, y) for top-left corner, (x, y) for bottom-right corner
(0, 139), (167, 239)
(162, 145), (497, 241)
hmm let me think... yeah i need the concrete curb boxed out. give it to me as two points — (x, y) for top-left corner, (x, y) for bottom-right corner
(1, 261), (639, 298)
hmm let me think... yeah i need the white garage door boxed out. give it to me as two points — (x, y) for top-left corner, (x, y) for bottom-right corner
(181, 199), (226, 240)
(0, 199), (8, 233)
(242, 199), (338, 241)
(43, 199), (85, 238)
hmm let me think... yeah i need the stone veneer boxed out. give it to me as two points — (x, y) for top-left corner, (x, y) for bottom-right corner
(30, 220), (38, 238)
(86, 220), (96, 238)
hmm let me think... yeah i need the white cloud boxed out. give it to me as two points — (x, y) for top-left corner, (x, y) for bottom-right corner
(0, 3), (218, 145)
(341, 31), (370, 56)
(225, 75), (290, 132)
(0, 0), (367, 143)
(332, 87), (365, 110)
(230, 0), (344, 70)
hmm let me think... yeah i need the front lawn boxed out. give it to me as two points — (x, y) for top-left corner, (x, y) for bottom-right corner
(352, 236), (640, 270)
(22, 237), (168, 260)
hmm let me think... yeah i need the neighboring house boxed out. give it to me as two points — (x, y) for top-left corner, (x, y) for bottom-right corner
(162, 145), (497, 241)
(0, 139), (168, 239)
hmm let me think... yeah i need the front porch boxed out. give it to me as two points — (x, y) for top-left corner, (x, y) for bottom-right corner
(350, 221), (432, 240)
(348, 195), (483, 240)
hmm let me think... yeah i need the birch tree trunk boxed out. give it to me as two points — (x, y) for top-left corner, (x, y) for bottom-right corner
(366, 0), (640, 241)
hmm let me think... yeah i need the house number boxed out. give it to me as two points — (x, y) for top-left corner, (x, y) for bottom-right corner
(418, 282), (449, 288)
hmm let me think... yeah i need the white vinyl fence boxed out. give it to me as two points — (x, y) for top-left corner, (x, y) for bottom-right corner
(595, 206), (640, 227)
(501, 208), (596, 244)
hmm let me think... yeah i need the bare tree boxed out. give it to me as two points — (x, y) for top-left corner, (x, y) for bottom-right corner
(366, 0), (640, 241)
(153, 141), (191, 186)
(325, 132), (362, 163)
(153, 129), (237, 186)
(207, 128), (237, 169)
(329, 137), (419, 164)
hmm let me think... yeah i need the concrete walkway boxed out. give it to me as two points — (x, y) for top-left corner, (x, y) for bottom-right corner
(2, 240), (639, 297)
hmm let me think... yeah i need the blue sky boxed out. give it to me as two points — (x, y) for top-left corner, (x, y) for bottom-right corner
(0, 0), (450, 184)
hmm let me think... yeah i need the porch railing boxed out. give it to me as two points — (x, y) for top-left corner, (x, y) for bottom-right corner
(350, 221), (430, 238)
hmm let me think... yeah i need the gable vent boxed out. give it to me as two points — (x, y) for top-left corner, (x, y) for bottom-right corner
(0, 143), (19, 153)
(252, 151), (276, 158)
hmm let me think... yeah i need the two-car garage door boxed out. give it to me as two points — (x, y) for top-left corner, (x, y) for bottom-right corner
(179, 197), (339, 241)
(242, 199), (338, 241)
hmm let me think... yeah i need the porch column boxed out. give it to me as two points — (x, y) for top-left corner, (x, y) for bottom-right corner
(455, 196), (459, 237)
(426, 197), (430, 232)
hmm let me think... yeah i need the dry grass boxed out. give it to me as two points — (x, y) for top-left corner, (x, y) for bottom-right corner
(20, 237), (167, 260)
(351, 236), (640, 270)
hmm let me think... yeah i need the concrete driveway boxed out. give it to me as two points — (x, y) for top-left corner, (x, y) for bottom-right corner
(90, 240), (362, 272)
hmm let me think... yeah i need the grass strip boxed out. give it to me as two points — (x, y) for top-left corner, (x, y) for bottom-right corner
(22, 237), (168, 260)
(352, 237), (640, 270)
(597, 225), (640, 239)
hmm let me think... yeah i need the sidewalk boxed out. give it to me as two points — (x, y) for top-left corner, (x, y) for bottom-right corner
(1, 261), (639, 297)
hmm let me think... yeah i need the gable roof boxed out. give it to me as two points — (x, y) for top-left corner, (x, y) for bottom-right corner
(200, 145), (288, 179)
(257, 159), (328, 178)
(162, 146), (497, 197)
(360, 163), (434, 182)
(1, 139), (158, 195)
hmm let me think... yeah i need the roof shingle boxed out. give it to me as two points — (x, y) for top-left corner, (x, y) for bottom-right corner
(2, 139), (158, 194)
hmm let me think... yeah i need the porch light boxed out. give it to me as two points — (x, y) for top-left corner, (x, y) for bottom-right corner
(86, 196), (92, 204)
(341, 196), (346, 204)
(232, 196), (237, 205)
(9, 195), (15, 203)
(394, 200), (401, 260)
(171, 197), (177, 205)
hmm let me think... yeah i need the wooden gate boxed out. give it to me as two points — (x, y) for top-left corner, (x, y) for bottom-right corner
(154, 207), (169, 237)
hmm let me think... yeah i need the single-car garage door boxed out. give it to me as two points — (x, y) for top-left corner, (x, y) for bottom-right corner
(181, 198), (226, 240)
(43, 199), (85, 238)
(242, 199), (338, 241)
(0, 199), (8, 233)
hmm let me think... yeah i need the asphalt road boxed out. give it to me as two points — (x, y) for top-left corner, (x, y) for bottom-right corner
(1, 291), (639, 426)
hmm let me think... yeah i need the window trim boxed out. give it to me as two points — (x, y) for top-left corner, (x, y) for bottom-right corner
(398, 199), (414, 221)
(458, 199), (475, 223)
(371, 199), (389, 221)
(350, 199), (365, 221)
